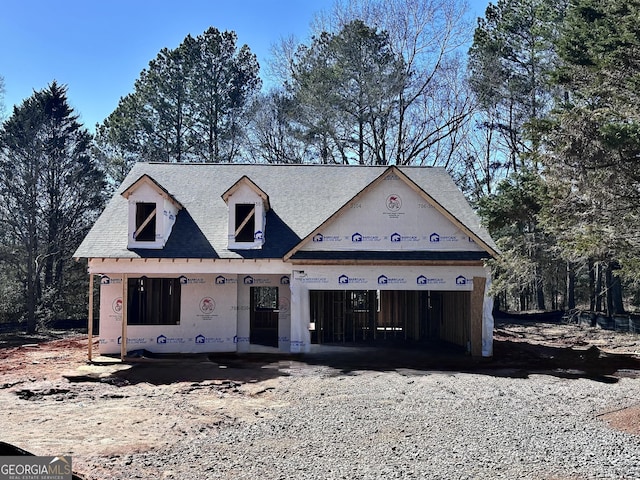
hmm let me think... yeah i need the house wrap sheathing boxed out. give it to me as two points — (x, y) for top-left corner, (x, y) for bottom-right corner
(74, 164), (498, 358)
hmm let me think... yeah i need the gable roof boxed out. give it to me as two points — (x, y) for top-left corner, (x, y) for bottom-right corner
(74, 163), (497, 260)
(121, 173), (184, 210)
(221, 175), (271, 211)
(284, 165), (499, 260)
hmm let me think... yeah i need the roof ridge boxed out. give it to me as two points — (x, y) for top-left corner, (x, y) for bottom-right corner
(141, 162), (441, 169)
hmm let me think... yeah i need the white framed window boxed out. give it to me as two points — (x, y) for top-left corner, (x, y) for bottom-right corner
(235, 203), (256, 243)
(223, 177), (269, 250)
(122, 175), (182, 250)
(134, 202), (157, 242)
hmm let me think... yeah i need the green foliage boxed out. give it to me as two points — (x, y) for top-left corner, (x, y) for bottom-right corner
(478, 169), (560, 310)
(96, 27), (261, 179)
(0, 82), (105, 332)
(540, 0), (640, 284)
(287, 20), (406, 164)
(0, 271), (23, 324)
(469, 0), (566, 170)
(477, 169), (546, 237)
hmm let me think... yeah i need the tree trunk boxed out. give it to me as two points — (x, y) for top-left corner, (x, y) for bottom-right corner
(595, 262), (603, 312)
(567, 262), (576, 310)
(536, 276), (545, 311)
(25, 255), (37, 334)
(606, 262), (624, 315)
(589, 259), (596, 312)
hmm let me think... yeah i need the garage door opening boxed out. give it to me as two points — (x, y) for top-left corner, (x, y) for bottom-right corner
(309, 290), (471, 348)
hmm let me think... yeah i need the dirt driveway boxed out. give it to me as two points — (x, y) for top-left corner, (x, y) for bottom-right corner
(1, 319), (639, 479)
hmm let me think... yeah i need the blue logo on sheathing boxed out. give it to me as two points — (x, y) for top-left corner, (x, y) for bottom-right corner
(313, 233), (324, 242)
(456, 275), (469, 285)
(391, 233), (401, 242)
(417, 275), (445, 285)
(430, 232), (460, 243)
(338, 274), (367, 285)
(195, 335), (224, 344)
(157, 335), (185, 344)
(216, 275), (226, 284)
(352, 233), (363, 242)
(378, 274), (406, 285)
(244, 276), (254, 284)
(281, 276), (290, 284)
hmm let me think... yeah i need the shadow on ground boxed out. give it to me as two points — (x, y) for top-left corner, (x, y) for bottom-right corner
(91, 338), (640, 387)
(294, 340), (640, 383)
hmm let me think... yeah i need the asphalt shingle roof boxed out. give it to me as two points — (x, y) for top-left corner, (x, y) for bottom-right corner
(73, 163), (497, 260)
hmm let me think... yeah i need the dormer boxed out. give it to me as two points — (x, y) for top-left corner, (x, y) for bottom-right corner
(222, 176), (270, 250)
(121, 174), (183, 249)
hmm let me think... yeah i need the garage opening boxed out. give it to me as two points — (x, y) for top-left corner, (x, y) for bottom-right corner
(309, 290), (470, 348)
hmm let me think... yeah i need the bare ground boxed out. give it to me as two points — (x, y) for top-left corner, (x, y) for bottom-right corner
(0, 319), (639, 479)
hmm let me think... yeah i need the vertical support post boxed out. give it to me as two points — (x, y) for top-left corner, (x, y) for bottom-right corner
(87, 272), (94, 362)
(121, 274), (128, 361)
(470, 276), (487, 357)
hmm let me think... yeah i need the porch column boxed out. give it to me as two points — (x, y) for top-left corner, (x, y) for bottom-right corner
(470, 276), (487, 357)
(290, 274), (310, 353)
(121, 274), (128, 361)
(87, 273), (94, 361)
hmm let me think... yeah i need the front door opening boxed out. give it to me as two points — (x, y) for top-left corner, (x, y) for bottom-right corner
(250, 286), (279, 347)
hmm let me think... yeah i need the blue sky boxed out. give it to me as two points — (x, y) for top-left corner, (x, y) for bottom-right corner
(1, 0), (489, 131)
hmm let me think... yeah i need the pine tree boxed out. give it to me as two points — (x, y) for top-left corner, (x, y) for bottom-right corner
(0, 82), (105, 332)
(539, 0), (640, 309)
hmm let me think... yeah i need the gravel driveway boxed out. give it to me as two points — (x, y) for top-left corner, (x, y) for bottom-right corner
(146, 360), (640, 480)
(1, 331), (640, 479)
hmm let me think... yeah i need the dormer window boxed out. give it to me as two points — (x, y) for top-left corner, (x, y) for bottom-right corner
(235, 204), (256, 243)
(122, 174), (183, 250)
(135, 202), (157, 242)
(222, 176), (270, 250)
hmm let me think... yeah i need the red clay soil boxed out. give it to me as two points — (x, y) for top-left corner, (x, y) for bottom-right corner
(0, 320), (639, 475)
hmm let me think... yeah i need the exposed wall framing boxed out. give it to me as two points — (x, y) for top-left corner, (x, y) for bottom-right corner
(309, 289), (473, 349)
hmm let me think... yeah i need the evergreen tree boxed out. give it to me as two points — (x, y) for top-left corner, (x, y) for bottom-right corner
(311, 0), (474, 167)
(95, 27), (261, 178)
(469, 0), (567, 172)
(468, 0), (567, 311)
(287, 20), (405, 164)
(0, 82), (105, 332)
(477, 169), (560, 311)
(537, 0), (640, 310)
